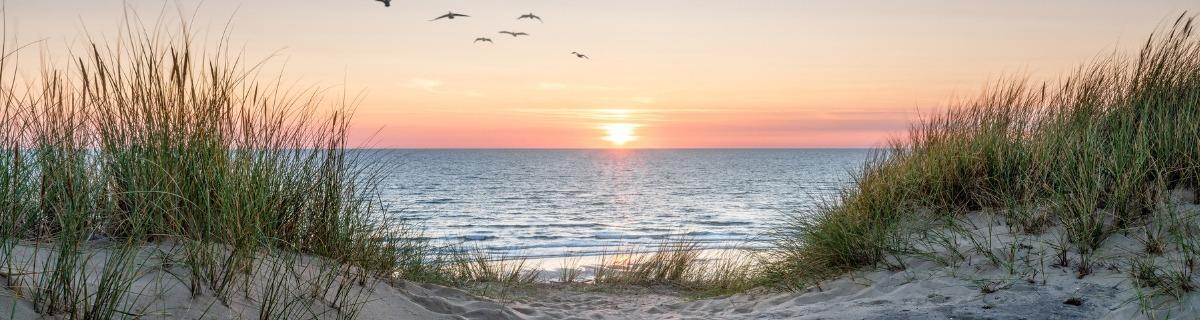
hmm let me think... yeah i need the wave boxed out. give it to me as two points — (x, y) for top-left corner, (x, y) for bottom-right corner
(517, 235), (564, 240)
(450, 223), (608, 229)
(483, 241), (612, 251)
(692, 220), (754, 226)
(438, 235), (498, 241)
(591, 232), (652, 240)
(415, 198), (458, 204)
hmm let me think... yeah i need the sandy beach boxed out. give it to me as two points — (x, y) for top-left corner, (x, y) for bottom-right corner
(4, 195), (1196, 319)
(491, 198), (1198, 319)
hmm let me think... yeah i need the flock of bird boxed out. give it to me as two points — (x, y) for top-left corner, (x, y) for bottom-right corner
(374, 0), (588, 60)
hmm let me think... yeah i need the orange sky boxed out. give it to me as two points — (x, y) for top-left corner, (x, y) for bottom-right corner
(11, 0), (1199, 148)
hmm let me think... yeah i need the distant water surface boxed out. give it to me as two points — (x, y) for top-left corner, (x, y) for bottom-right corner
(375, 149), (867, 258)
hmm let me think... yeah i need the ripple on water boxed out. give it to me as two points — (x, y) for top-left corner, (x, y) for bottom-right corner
(692, 220), (754, 226)
(378, 149), (866, 258)
(414, 198), (460, 204)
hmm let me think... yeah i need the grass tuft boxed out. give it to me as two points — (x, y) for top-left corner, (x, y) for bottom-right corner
(0, 10), (435, 319)
(768, 13), (1200, 292)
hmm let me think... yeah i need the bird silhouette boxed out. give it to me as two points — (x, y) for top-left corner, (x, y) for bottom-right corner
(375, 0), (390, 7)
(474, 37), (493, 43)
(430, 11), (470, 21)
(518, 13), (543, 22)
(499, 31), (529, 37)
(571, 52), (589, 59)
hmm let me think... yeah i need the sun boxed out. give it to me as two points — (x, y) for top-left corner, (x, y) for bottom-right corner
(600, 123), (639, 146)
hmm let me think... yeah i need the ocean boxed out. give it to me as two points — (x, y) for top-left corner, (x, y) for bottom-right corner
(376, 149), (867, 258)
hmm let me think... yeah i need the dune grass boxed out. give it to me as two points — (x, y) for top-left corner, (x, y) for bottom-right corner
(0, 13), (447, 318)
(584, 241), (761, 297)
(767, 13), (1200, 296)
(441, 239), (761, 300)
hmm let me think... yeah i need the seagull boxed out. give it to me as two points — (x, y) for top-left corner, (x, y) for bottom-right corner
(499, 31), (529, 37)
(571, 52), (589, 59)
(375, 0), (390, 7)
(474, 37), (493, 43)
(430, 11), (470, 21)
(518, 13), (543, 22)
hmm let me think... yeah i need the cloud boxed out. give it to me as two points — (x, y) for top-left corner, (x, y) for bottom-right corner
(510, 108), (913, 131)
(512, 108), (710, 123)
(535, 82), (631, 91)
(403, 78), (482, 96)
(669, 110), (913, 133)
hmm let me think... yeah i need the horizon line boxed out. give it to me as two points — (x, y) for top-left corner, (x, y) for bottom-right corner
(347, 147), (875, 150)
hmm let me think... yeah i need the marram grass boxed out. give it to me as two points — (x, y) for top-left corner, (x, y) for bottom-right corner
(0, 15), (444, 319)
(768, 13), (1200, 289)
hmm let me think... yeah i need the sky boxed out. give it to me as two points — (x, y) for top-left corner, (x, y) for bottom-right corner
(8, 1), (1199, 148)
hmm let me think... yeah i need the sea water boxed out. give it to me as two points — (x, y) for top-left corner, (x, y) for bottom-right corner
(375, 149), (867, 258)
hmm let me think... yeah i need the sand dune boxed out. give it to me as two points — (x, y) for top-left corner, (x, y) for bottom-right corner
(500, 200), (1200, 319)
(4, 201), (1199, 319)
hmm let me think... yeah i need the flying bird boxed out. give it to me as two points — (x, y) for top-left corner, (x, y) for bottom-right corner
(518, 13), (543, 22)
(499, 31), (529, 37)
(571, 52), (589, 59)
(474, 37), (493, 43)
(430, 11), (470, 21)
(375, 0), (390, 7)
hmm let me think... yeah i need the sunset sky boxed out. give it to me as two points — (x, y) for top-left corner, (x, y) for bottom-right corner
(11, 0), (1198, 148)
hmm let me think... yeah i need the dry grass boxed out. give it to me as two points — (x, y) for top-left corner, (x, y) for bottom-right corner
(590, 240), (761, 297)
(768, 13), (1200, 299)
(0, 11), (439, 319)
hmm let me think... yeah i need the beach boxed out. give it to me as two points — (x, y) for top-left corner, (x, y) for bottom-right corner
(6, 2), (1200, 319)
(5, 193), (1197, 319)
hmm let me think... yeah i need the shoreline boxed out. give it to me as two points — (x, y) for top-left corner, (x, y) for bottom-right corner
(518, 248), (758, 283)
